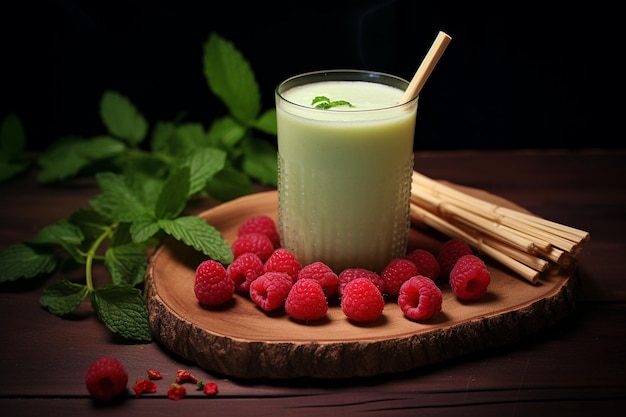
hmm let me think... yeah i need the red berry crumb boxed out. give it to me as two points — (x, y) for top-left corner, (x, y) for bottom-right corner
(449, 254), (491, 300)
(297, 261), (339, 298)
(133, 379), (157, 397)
(176, 369), (199, 384)
(167, 384), (186, 401)
(202, 381), (219, 396)
(147, 369), (162, 380)
(194, 260), (235, 306)
(263, 248), (302, 282)
(397, 275), (443, 321)
(250, 272), (294, 311)
(237, 215), (281, 248)
(231, 232), (275, 262)
(405, 248), (441, 281)
(381, 258), (418, 297)
(84, 356), (129, 401)
(285, 279), (328, 321)
(338, 268), (385, 297)
(226, 252), (264, 293)
(437, 239), (473, 280)
(341, 277), (385, 323)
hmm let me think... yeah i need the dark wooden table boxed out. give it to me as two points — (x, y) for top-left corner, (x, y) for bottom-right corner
(1, 149), (624, 416)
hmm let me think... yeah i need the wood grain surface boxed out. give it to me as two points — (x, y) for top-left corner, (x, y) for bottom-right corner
(145, 187), (577, 379)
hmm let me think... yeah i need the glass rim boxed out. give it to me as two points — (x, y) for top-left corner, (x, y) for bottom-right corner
(275, 69), (417, 112)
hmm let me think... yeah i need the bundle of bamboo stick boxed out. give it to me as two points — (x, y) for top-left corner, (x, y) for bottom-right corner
(409, 171), (590, 284)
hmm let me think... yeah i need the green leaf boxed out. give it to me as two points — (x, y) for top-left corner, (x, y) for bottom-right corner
(100, 91), (148, 147)
(203, 32), (260, 124)
(0, 243), (58, 282)
(205, 165), (254, 201)
(90, 172), (148, 222)
(155, 167), (190, 219)
(207, 116), (247, 148)
(241, 137), (278, 186)
(0, 113), (26, 161)
(40, 280), (89, 316)
(158, 216), (233, 264)
(37, 136), (126, 183)
(0, 161), (29, 183)
(129, 213), (160, 243)
(150, 121), (177, 153)
(33, 220), (85, 263)
(69, 209), (111, 250)
(174, 123), (209, 153)
(252, 109), (278, 135)
(91, 284), (152, 342)
(104, 243), (147, 286)
(178, 147), (227, 196)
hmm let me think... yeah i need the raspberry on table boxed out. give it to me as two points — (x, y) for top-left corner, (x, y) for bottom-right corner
(237, 215), (281, 248)
(250, 272), (294, 311)
(226, 252), (264, 293)
(437, 238), (473, 280)
(263, 248), (302, 282)
(231, 232), (275, 262)
(194, 260), (235, 306)
(340, 277), (385, 323)
(284, 279), (328, 321)
(297, 261), (339, 298)
(397, 275), (443, 321)
(405, 248), (440, 281)
(337, 268), (385, 297)
(84, 356), (129, 401)
(449, 254), (491, 300)
(381, 258), (418, 297)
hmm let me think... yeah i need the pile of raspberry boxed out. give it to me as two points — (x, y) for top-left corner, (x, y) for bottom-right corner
(194, 215), (491, 324)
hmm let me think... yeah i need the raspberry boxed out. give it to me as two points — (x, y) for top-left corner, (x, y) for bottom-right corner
(226, 252), (264, 293)
(449, 254), (491, 300)
(337, 268), (384, 297)
(397, 275), (443, 321)
(405, 248), (440, 281)
(84, 356), (129, 401)
(263, 248), (302, 282)
(381, 258), (418, 297)
(340, 277), (385, 323)
(231, 232), (275, 262)
(194, 260), (235, 306)
(297, 261), (339, 298)
(437, 238), (473, 280)
(250, 272), (294, 311)
(284, 279), (328, 321)
(237, 215), (281, 248)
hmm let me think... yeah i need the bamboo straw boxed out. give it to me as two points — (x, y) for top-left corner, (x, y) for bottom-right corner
(409, 170), (590, 284)
(400, 31), (452, 103)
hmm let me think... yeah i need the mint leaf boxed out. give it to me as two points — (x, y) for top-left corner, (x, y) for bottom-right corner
(40, 280), (89, 316)
(206, 164), (254, 201)
(173, 123), (209, 154)
(0, 113), (29, 182)
(37, 136), (127, 183)
(90, 172), (148, 222)
(100, 91), (148, 147)
(0, 243), (58, 282)
(104, 243), (147, 286)
(155, 167), (190, 219)
(68, 209), (111, 248)
(312, 96), (354, 110)
(158, 216), (233, 264)
(203, 32), (260, 124)
(33, 220), (85, 263)
(253, 109), (278, 135)
(129, 213), (161, 243)
(91, 285), (152, 342)
(241, 137), (278, 186)
(178, 147), (227, 196)
(207, 116), (247, 148)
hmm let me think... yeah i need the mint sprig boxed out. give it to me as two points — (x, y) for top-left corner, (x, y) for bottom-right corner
(312, 96), (355, 110)
(0, 32), (274, 343)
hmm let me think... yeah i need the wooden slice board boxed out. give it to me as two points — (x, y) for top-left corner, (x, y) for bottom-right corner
(145, 186), (578, 379)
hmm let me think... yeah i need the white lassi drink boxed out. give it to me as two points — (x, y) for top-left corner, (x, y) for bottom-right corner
(275, 70), (418, 273)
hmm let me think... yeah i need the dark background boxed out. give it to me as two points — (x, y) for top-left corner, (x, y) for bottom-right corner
(1, 1), (619, 152)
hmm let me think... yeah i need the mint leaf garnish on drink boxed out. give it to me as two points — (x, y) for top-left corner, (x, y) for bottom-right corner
(312, 96), (354, 110)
